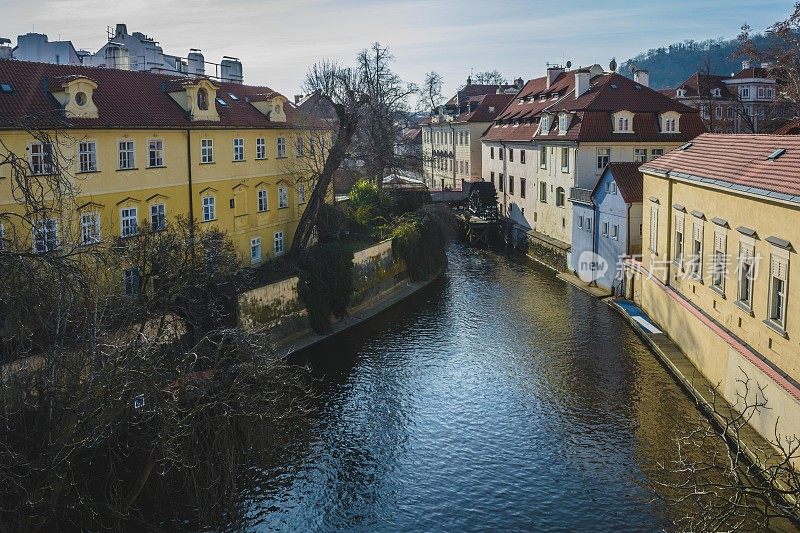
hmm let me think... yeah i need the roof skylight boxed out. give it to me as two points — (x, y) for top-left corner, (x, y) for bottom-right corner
(768, 148), (786, 160)
(216, 98), (228, 107)
(0, 83), (13, 94)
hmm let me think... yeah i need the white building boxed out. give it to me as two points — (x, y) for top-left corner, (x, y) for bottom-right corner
(5, 23), (243, 83)
(481, 64), (705, 260)
(422, 78), (520, 190)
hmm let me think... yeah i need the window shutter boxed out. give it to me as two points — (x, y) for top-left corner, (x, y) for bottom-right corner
(675, 215), (684, 233)
(772, 255), (788, 281)
(693, 223), (702, 242)
(741, 242), (754, 262)
(714, 232), (726, 253)
(650, 208), (658, 248)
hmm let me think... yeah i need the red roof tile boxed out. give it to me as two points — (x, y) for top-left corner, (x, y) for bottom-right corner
(641, 133), (800, 199)
(0, 59), (304, 130)
(601, 162), (643, 203)
(482, 71), (703, 143)
(453, 93), (515, 123)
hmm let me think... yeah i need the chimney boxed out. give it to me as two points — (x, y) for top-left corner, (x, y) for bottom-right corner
(115, 23), (128, 38)
(634, 69), (649, 87)
(546, 66), (564, 89)
(575, 70), (590, 98)
(742, 59), (752, 70)
(514, 77), (524, 90)
(294, 94), (303, 104)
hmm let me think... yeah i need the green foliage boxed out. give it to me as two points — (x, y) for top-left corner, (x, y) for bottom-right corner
(392, 204), (456, 282)
(316, 202), (351, 243)
(296, 242), (355, 333)
(348, 179), (393, 228)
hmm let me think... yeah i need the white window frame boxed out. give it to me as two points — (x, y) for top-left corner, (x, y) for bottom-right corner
(80, 212), (100, 244)
(768, 248), (789, 330)
(257, 189), (269, 212)
(121, 207), (138, 237)
(274, 231), (284, 256)
(233, 138), (244, 161)
(150, 203), (166, 231)
(297, 182), (306, 204)
(649, 204), (658, 252)
(278, 186), (289, 208)
(690, 222), (703, 279)
(711, 230), (727, 292)
(597, 148), (610, 170)
(78, 141), (97, 173)
(202, 196), (216, 222)
(30, 142), (55, 175)
(33, 218), (58, 253)
(738, 238), (756, 309)
(674, 212), (685, 269)
(277, 137), (286, 158)
(256, 137), (266, 159)
(148, 139), (164, 168)
(123, 268), (139, 297)
(201, 139), (214, 163)
(118, 140), (135, 170)
(634, 148), (647, 163)
(250, 236), (262, 264)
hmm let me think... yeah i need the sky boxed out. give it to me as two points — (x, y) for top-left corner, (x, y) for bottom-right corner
(0, 0), (793, 98)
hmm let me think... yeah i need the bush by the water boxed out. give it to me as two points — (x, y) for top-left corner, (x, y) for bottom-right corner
(296, 242), (355, 333)
(392, 204), (456, 281)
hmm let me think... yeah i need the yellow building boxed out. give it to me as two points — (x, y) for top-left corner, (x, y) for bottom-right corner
(628, 133), (800, 450)
(0, 59), (323, 270)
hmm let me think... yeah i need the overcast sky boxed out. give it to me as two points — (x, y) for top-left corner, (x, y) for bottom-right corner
(0, 0), (792, 98)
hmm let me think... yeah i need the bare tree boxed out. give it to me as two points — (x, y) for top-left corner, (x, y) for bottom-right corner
(472, 70), (508, 85)
(420, 71), (444, 115)
(738, 6), (800, 128)
(656, 369), (800, 531)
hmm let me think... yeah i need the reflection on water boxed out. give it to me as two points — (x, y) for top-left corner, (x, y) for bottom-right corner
(242, 244), (761, 532)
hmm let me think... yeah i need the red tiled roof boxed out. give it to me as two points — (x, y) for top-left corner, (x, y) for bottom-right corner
(733, 67), (769, 79)
(445, 83), (517, 107)
(0, 59), (305, 130)
(774, 118), (800, 135)
(482, 71), (703, 143)
(603, 162), (643, 203)
(453, 93), (515, 123)
(662, 73), (736, 100)
(641, 133), (800, 199)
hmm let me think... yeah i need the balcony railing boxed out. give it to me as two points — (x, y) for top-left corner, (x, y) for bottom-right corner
(569, 187), (592, 204)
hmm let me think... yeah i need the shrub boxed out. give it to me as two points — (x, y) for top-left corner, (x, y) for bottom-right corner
(348, 179), (393, 228)
(392, 204), (456, 281)
(296, 242), (355, 333)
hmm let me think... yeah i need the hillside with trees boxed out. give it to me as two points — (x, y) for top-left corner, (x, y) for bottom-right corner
(620, 33), (776, 89)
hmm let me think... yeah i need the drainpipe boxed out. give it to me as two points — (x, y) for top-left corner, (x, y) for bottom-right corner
(186, 129), (195, 249)
(447, 121), (457, 190)
(664, 177), (674, 285)
(500, 140), (508, 216)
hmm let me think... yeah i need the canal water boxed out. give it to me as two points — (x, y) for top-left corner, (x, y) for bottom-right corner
(242, 244), (762, 531)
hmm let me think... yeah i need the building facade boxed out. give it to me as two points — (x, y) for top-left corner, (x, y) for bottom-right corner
(481, 64), (704, 256)
(662, 61), (777, 133)
(422, 78), (519, 190)
(628, 133), (800, 454)
(569, 162), (643, 291)
(0, 59), (319, 274)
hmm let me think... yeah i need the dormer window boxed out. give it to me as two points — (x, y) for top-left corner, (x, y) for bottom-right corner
(74, 92), (87, 107)
(613, 110), (635, 133)
(661, 111), (681, 133)
(539, 114), (550, 134)
(539, 95), (546, 102)
(677, 88), (686, 98)
(551, 93), (559, 100)
(51, 76), (99, 119)
(197, 88), (209, 110)
(712, 88), (721, 97)
(558, 113), (571, 135)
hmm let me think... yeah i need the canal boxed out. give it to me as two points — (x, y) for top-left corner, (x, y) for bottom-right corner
(242, 244), (766, 531)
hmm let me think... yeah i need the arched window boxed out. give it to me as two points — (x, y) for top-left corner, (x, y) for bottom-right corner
(556, 187), (565, 207)
(197, 88), (209, 110)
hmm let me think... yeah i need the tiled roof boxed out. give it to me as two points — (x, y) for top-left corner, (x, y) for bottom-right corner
(482, 71), (703, 142)
(733, 67), (769, 79)
(445, 83), (517, 107)
(453, 93), (515, 123)
(662, 73), (736, 100)
(641, 133), (800, 200)
(483, 71), (705, 142)
(774, 118), (800, 135)
(601, 162), (643, 203)
(0, 59), (305, 130)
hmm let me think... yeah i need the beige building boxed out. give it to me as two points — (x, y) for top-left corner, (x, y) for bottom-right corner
(422, 78), (518, 190)
(629, 133), (800, 451)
